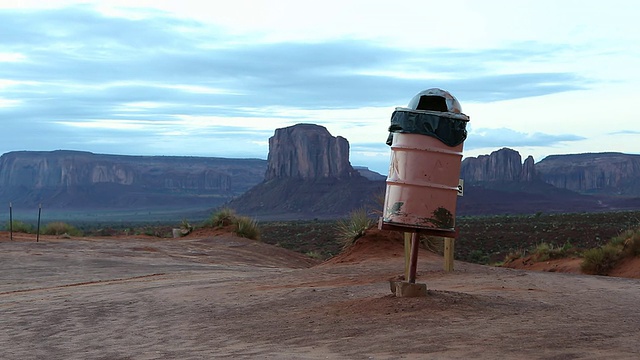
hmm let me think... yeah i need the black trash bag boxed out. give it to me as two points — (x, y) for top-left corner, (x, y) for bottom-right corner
(386, 109), (468, 147)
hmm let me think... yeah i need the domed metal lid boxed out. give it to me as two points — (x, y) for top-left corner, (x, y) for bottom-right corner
(407, 88), (463, 114)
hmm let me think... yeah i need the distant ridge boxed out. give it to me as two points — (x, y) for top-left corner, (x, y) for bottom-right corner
(0, 143), (638, 221)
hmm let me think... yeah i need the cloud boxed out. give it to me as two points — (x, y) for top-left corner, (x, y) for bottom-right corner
(0, 4), (595, 163)
(609, 130), (640, 135)
(465, 128), (586, 150)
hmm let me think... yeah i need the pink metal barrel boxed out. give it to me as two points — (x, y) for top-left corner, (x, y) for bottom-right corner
(383, 132), (463, 230)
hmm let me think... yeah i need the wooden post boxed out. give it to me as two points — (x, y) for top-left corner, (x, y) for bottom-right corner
(444, 237), (455, 272)
(403, 232), (411, 280)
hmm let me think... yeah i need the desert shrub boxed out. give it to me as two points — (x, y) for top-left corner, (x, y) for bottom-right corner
(532, 242), (565, 262)
(137, 226), (172, 238)
(581, 227), (640, 275)
(42, 222), (83, 236)
(503, 249), (525, 263)
(614, 228), (640, 257)
(5, 220), (34, 233)
(335, 207), (374, 249)
(208, 208), (237, 228)
(234, 216), (260, 240)
(530, 241), (573, 262)
(179, 218), (193, 235)
(581, 244), (621, 275)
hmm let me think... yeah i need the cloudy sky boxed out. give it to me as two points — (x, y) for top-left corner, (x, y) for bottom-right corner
(1, 0), (639, 174)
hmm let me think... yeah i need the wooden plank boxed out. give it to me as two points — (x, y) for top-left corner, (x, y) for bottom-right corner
(444, 237), (455, 272)
(378, 218), (458, 238)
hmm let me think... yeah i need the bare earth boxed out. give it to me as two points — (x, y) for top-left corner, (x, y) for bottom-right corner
(2, 229), (640, 359)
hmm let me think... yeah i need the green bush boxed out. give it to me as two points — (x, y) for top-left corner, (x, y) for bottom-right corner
(234, 216), (260, 240)
(581, 244), (621, 275)
(42, 222), (83, 236)
(6, 220), (34, 233)
(335, 208), (374, 249)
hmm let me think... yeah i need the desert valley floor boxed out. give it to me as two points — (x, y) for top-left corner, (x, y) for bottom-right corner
(1, 228), (640, 359)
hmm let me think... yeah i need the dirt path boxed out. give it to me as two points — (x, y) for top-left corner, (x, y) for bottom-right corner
(1, 232), (640, 359)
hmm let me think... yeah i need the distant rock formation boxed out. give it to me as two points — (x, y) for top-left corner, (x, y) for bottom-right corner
(460, 148), (535, 183)
(265, 124), (358, 180)
(521, 155), (536, 182)
(229, 124), (383, 219)
(0, 150), (267, 209)
(536, 152), (640, 196)
(460, 148), (640, 196)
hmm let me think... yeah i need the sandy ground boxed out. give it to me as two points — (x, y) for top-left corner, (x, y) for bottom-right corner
(2, 230), (640, 359)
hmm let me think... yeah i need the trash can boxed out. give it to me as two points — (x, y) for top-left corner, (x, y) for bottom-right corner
(382, 88), (469, 231)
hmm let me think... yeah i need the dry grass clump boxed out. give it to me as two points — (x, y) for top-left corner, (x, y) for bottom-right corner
(503, 249), (526, 263)
(234, 216), (260, 240)
(617, 228), (640, 257)
(205, 208), (260, 240)
(208, 208), (237, 228)
(335, 208), (374, 249)
(581, 227), (640, 275)
(530, 241), (573, 262)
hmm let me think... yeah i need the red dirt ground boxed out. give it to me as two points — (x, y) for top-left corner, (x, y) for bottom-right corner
(2, 229), (640, 358)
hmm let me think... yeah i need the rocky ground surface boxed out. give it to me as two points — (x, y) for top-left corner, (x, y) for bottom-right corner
(2, 228), (640, 359)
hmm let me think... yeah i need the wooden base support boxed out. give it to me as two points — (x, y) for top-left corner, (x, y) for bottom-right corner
(391, 281), (427, 297)
(444, 237), (455, 272)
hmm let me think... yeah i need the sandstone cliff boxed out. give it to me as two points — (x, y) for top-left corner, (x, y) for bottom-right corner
(0, 150), (267, 209)
(535, 153), (640, 196)
(265, 124), (358, 180)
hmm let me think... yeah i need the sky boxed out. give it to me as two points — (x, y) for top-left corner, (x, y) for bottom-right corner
(1, 0), (639, 174)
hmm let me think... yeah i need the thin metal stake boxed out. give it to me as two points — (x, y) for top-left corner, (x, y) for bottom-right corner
(36, 204), (42, 242)
(9, 202), (13, 241)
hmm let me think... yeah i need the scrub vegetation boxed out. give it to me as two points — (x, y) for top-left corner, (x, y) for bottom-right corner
(205, 208), (260, 240)
(4, 210), (639, 272)
(41, 221), (83, 236)
(335, 207), (374, 249)
(581, 227), (640, 275)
